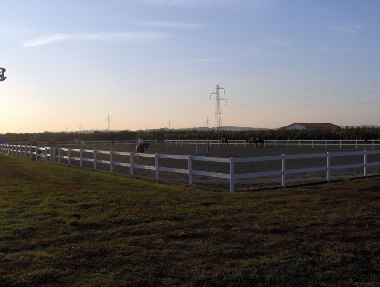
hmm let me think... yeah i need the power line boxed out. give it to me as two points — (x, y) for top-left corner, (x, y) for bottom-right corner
(298, 101), (380, 107)
(232, 100), (380, 108)
(231, 89), (380, 101)
(229, 82), (380, 98)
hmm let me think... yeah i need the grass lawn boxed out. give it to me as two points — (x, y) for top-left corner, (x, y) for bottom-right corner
(0, 154), (379, 286)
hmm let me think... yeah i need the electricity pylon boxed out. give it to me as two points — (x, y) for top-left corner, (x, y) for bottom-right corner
(210, 84), (227, 130)
(106, 115), (113, 130)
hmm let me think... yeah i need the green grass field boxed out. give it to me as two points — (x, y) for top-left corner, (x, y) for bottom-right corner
(0, 154), (379, 286)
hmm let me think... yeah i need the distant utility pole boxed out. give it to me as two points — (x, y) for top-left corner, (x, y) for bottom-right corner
(106, 115), (113, 131)
(0, 67), (7, 82)
(210, 84), (227, 130)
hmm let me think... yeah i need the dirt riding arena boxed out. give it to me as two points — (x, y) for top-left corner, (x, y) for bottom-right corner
(54, 141), (380, 191)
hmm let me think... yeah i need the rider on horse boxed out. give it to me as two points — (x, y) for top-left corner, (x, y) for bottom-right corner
(136, 137), (149, 153)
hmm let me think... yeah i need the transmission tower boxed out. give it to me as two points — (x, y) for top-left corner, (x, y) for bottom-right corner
(106, 115), (113, 130)
(205, 117), (211, 128)
(210, 84), (227, 129)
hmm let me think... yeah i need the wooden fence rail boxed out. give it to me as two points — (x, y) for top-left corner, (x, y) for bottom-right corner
(1, 144), (380, 192)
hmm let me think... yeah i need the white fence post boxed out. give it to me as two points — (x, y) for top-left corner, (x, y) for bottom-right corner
(35, 146), (39, 161)
(229, 157), (235, 192)
(68, 148), (71, 165)
(80, 148), (83, 168)
(130, 152), (134, 175)
(58, 147), (61, 163)
(110, 150), (113, 172)
(155, 153), (159, 181)
(326, 152), (331, 182)
(44, 147), (47, 162)
(188, 155), (193, 186)
(364, 150), (368, 177)
(93, 149), (97, 170)
(281, 154), (286, 188)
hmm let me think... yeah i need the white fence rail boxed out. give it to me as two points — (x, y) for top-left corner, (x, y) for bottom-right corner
(1, 143), (380, 192)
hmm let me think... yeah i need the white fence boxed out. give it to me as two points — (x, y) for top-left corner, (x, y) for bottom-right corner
(165, 139), (380, 149)
(1, 143), (380, 192)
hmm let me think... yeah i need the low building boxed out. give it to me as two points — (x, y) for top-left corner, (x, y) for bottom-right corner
(282, 123), (340, 131)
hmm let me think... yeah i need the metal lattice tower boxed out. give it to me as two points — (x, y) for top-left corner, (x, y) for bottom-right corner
(106, 115), (113, 130)
(210, 84), (227, 129)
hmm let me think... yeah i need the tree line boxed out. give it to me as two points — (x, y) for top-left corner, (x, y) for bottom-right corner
(2, 126), (380, 143)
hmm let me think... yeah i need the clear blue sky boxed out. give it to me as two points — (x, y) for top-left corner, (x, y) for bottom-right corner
(1, 0), (379, 132)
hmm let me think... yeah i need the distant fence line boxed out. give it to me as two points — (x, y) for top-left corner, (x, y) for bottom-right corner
(164, 139), (380, 149)
(7, 139), (380, 149)
(1, 143), (380, 192)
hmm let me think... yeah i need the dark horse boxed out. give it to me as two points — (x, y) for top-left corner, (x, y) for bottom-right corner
(136, 142), (149, 153)
(246, 137), (264, 148)
(220, 135), (229, 146)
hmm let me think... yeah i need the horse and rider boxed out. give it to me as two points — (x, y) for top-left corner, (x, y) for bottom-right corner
(246, 136), (264, 148)
(220, 134), (229, 146)
(136, 137), (149, 153)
